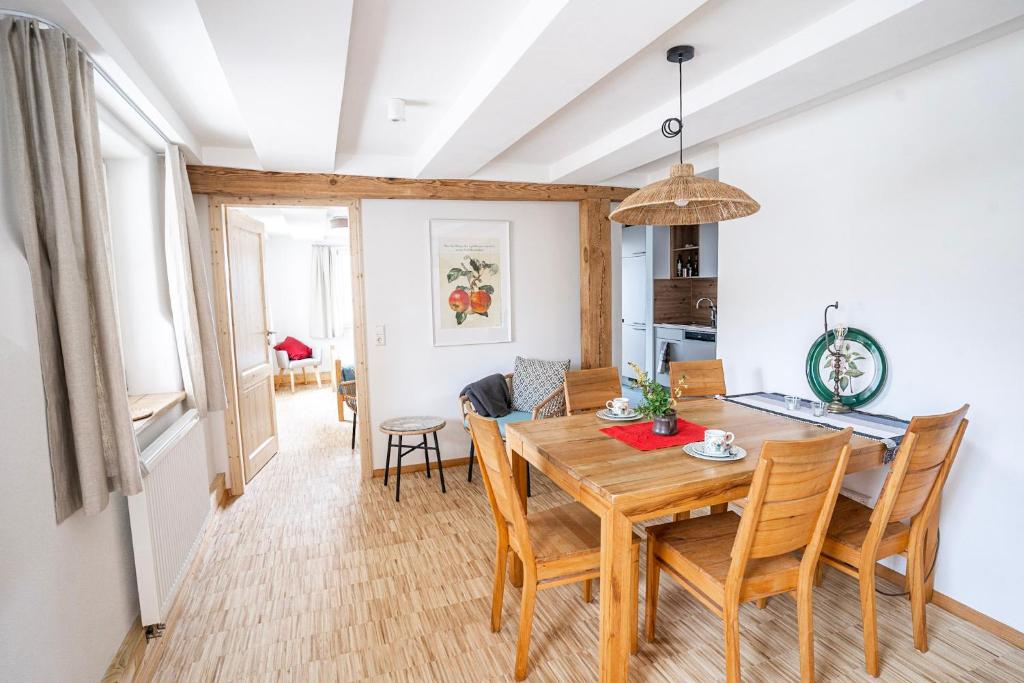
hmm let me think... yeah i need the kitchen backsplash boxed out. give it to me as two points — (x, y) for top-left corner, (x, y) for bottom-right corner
(653, 277), (717, 325)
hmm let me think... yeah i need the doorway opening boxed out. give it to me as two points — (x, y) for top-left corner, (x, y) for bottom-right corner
(208, 198), (371, 496)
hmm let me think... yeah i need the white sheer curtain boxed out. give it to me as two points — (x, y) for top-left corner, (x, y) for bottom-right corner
(164, 145), (226, 415)
(1, 17), (141, 521)
(309, 244), (353, 356)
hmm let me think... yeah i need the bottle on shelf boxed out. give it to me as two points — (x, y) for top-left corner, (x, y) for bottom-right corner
(675, 254), (683, 278)
(690, 256), (698, 277)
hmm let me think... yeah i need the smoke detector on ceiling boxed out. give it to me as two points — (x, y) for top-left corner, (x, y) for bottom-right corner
(387, 98), (406, 122)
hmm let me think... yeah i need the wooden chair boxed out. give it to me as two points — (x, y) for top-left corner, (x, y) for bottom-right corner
(563, 366), (621, 415)
(645, 428), (853, 683)
(818, 405), (968, 677)
(669, 358), (727, 398)
(467, 413), (641, 680)
(669, 358), (730, 516)
(335, 360), (358, 449)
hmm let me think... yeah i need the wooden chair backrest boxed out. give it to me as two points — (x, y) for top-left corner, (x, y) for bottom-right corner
(467, 413), (533, 563)
(876, 405), (968, 526)
(733, 428), (852, 566)
(564, 367), (621, 415)
(670, 359), (726, 398)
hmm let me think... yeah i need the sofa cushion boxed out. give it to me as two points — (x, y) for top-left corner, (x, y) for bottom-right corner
(511, 356), (570, 415)
(274, 336), (313, 360)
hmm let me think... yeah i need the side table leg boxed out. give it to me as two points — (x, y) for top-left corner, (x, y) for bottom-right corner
(423, 434), (431, 478)
(384, 434), (393, 487)
(433, 431), (446, 493)
(396, 435), (403, 502)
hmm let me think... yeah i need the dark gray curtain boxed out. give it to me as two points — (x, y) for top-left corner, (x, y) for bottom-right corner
(0, 17), (141, 522)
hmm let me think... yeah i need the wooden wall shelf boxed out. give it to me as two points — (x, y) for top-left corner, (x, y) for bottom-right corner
(669, 225), (701, 278)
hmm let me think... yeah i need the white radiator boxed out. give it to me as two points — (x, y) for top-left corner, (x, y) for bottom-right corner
(128, 409), (212, 627)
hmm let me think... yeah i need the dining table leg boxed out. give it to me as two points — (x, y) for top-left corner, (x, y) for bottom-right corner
(509, 444), (529, 587)
(599, 508), (634, 682)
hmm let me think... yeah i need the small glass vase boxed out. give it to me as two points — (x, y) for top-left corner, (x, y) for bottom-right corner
(652, 410), (678, 436)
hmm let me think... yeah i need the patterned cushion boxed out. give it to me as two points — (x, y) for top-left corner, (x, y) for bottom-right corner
(511, 356), (570, 415)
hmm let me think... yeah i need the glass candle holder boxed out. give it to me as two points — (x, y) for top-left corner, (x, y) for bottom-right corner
(811, 400), (826, 417)
(784, 395), (801, 411)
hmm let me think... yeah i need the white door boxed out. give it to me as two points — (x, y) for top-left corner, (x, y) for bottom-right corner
(226, 209), (279, 482)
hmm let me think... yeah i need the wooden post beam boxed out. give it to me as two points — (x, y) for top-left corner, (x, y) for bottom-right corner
(579, 199), (612, 369)
(186, 165), (636, 202)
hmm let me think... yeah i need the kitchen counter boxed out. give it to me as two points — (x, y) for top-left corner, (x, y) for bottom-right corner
(654, 322), (716, 334)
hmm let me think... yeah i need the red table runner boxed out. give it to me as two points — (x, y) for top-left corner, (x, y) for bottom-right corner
(600, 418), (708, 451)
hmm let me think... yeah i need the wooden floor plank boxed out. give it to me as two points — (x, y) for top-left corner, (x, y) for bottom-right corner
(146, 386), (1022, 682)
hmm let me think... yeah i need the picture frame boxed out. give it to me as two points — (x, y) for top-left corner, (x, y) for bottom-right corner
(428, 219), (512, 346)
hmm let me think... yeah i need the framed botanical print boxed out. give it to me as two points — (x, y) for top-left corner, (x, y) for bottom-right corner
(428, 219), (512, 346)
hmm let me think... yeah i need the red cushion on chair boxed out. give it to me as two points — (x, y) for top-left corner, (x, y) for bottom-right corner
(274, 336), (313, 360)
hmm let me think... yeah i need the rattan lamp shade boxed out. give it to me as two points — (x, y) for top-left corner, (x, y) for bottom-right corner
(609, 163), (760, 225)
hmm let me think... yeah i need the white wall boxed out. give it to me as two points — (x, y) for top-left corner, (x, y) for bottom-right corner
(716, 30), (1024, 629)
(265, 235), (316, 347)
(106, 157), (182, 395)
(361, 200), (581, 468)
(0, 141), (139, 683)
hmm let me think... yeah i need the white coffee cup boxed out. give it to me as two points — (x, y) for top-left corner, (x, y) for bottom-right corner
(606, 397), (631, 416)
(704, 429), (735, 455)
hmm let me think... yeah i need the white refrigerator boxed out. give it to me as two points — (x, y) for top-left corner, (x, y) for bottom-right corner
(621, 252), (647, 380)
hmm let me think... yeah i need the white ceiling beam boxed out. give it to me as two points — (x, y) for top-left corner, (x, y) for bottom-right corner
(197, 0), (353, 173)
(55, 0), (200, 155)
(413, 0), (710, 179)
(549, 0), (1024, 184)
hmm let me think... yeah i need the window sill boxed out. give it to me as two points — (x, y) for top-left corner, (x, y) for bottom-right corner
(129, 392), (186, 434)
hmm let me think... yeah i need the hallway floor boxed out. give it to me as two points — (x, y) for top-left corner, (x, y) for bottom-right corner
(146, 386), (1022, 681)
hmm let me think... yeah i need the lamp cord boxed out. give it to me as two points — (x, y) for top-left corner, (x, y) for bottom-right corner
(661, 58), (684, 163)
(875, 530), (941, 597)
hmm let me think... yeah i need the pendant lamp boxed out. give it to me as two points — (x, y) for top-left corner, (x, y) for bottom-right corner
(610, 46), (759, 225)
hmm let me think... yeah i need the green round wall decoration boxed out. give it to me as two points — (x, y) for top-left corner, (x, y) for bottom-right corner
(805, 327), (887, 409)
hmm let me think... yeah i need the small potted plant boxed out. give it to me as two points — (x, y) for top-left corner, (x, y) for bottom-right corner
(628, 362), (687, 435)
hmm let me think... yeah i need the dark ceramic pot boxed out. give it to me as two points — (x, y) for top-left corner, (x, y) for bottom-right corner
(652, 411), (678, 436)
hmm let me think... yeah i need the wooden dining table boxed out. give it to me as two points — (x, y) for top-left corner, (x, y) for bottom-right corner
(504, 398), (890, 683)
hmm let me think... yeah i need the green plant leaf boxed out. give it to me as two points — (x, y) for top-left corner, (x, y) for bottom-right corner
(447, 268), (462, 283)
(469, 258), (481, 273)
(455, 285), (468, 291)
(848, 361), (858, 371)
(455, 311), (467, 325)
(846, 368), (864, 378)
(479, 284), (495, 294)
(840, 376), (849, 391)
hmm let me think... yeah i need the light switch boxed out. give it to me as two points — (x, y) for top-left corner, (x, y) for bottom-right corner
(374, 325), (386, 346)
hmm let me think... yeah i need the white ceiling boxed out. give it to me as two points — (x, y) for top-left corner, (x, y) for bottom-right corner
(238, 206), (348, 241)
(33, 0), (1024, 184)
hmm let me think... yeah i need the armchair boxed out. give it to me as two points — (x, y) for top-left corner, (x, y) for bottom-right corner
(458, 372), (564, 490)
(274, 345), (324, 393)
(335, 360), (358, 449)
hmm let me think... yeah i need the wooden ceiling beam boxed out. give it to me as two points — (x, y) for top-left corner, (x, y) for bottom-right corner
(186, 165), (635, 202)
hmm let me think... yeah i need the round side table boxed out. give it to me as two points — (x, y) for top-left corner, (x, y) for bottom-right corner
(379, 416), (446, 502)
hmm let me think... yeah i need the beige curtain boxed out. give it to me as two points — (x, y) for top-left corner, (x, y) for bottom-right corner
(0, 17), (141, 522)
(309, 243), (352, 340)
(164, 146), (226, 415)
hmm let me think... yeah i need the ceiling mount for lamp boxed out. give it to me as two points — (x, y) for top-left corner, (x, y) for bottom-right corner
(610, 45), (759, 226)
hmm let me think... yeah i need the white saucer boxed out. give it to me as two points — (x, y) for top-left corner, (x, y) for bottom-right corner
(683, 442), (747, 461)
(596, 409), (641, 422)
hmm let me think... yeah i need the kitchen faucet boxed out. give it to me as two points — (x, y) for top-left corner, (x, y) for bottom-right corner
(696, 297), (717, 328)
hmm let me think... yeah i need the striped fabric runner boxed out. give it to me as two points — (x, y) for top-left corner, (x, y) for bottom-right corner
(720, 392), (908, 463)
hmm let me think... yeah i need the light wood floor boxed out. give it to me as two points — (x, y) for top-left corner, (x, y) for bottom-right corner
(147, 387), (1022, 681)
